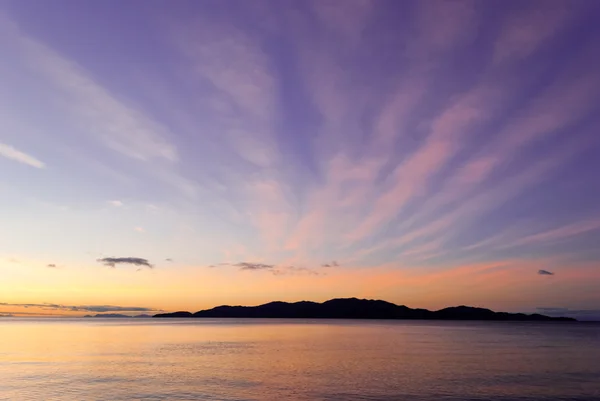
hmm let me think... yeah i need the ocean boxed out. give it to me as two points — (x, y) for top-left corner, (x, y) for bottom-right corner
(0, 318), (598, 400)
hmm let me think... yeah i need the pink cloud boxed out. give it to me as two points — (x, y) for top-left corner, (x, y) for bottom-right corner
(414, 0), (479, 55)
(348, 40), (600, 259)
(174, 17), (280, 168)
(284, 208), (322, 252)
(284, 1), (488, 253)
(493, 2), (576, 64)
(13, 26), (179, 163)
(372, 74), (429, 150)
(284, 152), (389, 252)
(347, 83), (504, 243)
(399, 237), (446, 258)
(509, 219), (600, 248)
(348, 33), (599, 251)
(499, 69), (600, 154)
(353, 127), (594, 262)
(245, 178), (293, 252)
(461, 224), (530, 252)
(312, 0), (374, 42)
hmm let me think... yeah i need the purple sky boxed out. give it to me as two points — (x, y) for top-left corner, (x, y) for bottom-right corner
(1, 0), (599, 317)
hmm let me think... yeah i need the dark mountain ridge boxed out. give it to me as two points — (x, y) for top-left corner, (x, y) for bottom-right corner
(154, 298), (575, 321)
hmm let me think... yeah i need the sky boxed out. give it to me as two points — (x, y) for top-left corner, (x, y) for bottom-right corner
(1, 0), (599, 319)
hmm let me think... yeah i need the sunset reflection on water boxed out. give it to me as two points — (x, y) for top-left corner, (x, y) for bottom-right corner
(1, 319), (599, 400)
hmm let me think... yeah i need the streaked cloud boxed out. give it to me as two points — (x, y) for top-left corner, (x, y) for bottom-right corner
(492, 1), (575, 64)
(234, 262), (275, 271)
(538, 270), (555, 276)
(211, 261), (320, 276)
(14, 35), (179, 163)
(174, 13), (279, 169)
(97, 257), (153, 269)
(272, 266), (321, 276)
(0, 12), (201, 201)
(511, 219), (600, 248)
(0, 302), (158, 313)
(0, 142), (45, 168)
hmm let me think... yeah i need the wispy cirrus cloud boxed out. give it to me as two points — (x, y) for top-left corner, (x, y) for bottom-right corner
(517, 220), (600, 245)
(345, 67), (600, 266)
(173, 13), (279, 169)
(476, 218), (600, 252)
(13, 33), (178, 163)
(153, 1), (600, 279)
(344, 15), (599, 252)
(0, 12), (202, 201)
(0, 142), (45, 168)
(492, 1), (576, 64)
(346, 83), (507, 244)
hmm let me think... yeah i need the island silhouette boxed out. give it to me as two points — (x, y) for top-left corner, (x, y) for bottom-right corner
(153, 298), (575, 321)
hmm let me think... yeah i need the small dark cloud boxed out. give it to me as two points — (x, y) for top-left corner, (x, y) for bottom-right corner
(97, 257), (153, 269)
(208, 262), (230, 268)
(321, 260), (340, 268)
(210, 261), (323, 275)
(235, 262), (275, 270)
(79, 305), (157, 313)
(47, 263), (57, 268)
(538, 269), (554, 275)
(273, 266), (321, 276)
(165, 258), (173, 262)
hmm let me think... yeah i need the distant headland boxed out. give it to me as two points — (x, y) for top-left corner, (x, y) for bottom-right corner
(153, 298), (576, 321)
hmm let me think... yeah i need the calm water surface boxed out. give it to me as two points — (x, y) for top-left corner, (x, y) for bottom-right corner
(0, 319), (599, 400)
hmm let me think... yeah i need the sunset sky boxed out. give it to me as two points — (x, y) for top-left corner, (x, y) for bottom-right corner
(1, 0), (599, 319)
